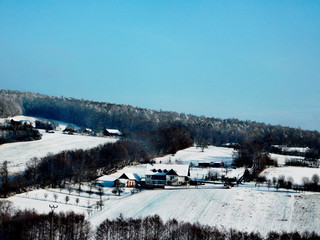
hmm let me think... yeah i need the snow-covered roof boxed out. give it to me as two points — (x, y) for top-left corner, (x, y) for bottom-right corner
(119, 173), (141, 182)
(272, 145), (310, 153)
(146, 164), (189, 177)
(105, 129), (122, 135)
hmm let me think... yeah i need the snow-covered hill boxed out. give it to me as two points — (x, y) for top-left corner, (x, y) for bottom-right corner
(8, 183), (320, 237)
(88, 186), (320, 236)
(154, 145), (235, 166)
(0, 116), (118, 172)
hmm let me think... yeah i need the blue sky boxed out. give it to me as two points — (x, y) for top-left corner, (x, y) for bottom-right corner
(1, 1), (320, 131)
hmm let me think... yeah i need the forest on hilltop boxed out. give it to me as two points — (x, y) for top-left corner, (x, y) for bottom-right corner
(1, 89), (320, 151)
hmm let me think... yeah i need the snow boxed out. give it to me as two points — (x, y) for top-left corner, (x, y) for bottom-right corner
(0, 115), (80, 130)
(4, 145), (320, 236)
(146, 164), (189, 176)
(154, 146), (235, 167)
(260, 166), (320, 185)
(269, 153), (304, 166)
(87, 185), (320, 236)
(105, 129), (122, 135)
(283, 147), (310, 153)
(0, 115), (118, 172)
(7, 185), (135, 217)
(272, 145), (310, 153)
(120, 173), (141, 181)
(6, 183), (320, 236)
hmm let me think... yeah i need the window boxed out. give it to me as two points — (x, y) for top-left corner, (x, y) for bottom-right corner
(152, 175), (166, 180)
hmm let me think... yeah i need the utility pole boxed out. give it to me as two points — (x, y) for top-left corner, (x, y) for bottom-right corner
(49, 204), (58, 240)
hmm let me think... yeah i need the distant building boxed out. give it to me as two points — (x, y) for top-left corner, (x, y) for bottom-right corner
(145, 164), (190, 187)
(272, 145), (310, 154)
(198, 162), (211, 168)
(19, 120), (32, 126)
(103, 129), (122, 137)
(198, 162), (224, 168)
(211, 162), (224, 168)
(84, 128), (92, 133)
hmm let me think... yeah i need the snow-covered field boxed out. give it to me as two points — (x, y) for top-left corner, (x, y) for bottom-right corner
(8, 183), (320, 236)
(8, 185), (135, 217)
(0, 116), (118, 172)
(154, 146), (235, 166)
(269, 153), (304, 166)
(88, 186), (320, 236)
(260, 166), (320, 185)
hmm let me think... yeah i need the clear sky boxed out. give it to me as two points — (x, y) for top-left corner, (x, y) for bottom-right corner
(1, 1), (320, 131)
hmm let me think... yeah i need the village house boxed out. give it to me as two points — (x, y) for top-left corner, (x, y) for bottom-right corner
(103, 129), (123, 137)
(145, 164), (190, 187)
(117, 173), (141, 188)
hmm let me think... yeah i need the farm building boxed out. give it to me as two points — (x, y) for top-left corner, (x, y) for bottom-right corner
(145, 164), (190, 187)
(103, 129), (122, 136)
(117, 173), (141, 188)
(198, 162), (224, 168)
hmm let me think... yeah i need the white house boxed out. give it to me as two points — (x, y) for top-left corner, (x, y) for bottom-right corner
(145, 164), (190, 187)
(118, 173), (141, 188)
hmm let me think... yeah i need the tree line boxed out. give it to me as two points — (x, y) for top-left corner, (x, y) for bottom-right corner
(233, 133), (319, 172)
(0, 120), (41, 145)
(1, 202), (318, 240)
(1, 90), (320, 152)
(96, 214), (319, 240)
(0, 200), (90, 240)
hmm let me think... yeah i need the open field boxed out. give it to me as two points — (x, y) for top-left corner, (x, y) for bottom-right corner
(154, 145), (235, 167)
(0, 115), (118, 172)
(7, 183), (320, 236)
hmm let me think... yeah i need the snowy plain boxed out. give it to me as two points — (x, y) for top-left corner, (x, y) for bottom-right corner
(260, 166), (320, 185)
(153, 145), (235, 166)
(8, 182), (320, 237)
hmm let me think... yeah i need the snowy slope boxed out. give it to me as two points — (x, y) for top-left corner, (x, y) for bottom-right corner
(0, 115), (118, 172)
(269, 153), (304, 166)
(8, 184), (320, 236)
(260, 166), (320, 185)
(154, 146), (235, 166)
(87, 186), (320, 236)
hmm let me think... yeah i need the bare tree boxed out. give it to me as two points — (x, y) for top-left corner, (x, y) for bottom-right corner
(267, 180), (272, 191)
(53, 193), (58, 202)
(67, 185), (73, 195)
(65, 195), (70, 204)
(0, 161), (10, 198)
(311, 174), (320, 186)
(302, 176), (310, 191)
(97, 185), (105, 200)
(112, 179), (124, 196)
(272, 177), (277, 187)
